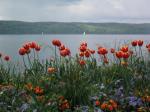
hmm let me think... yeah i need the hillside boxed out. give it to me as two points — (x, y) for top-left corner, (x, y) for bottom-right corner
(0, 21), (150, 34)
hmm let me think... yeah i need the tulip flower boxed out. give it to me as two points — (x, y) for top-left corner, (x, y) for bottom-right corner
(101, 103), (108, 110)
(23, 43), (30, 50)
(30, 42), (37, 49)
(4, 55), (10, 61)
(34, 86), (44, 94)
(108, 105), (113, 111)
(35, 45), (41, 52)
(95, 100), (100, 106)
(138, 40), (143, 46)
(122, 52), (130, 59)
(59, 45), (65, 51)
(60, 50), (67, 57)
(52, 39), (61, 47)
(79, 52), (84, 57)
(110, 48), (115, 53)
(84, 50), (91, 58)
(131, 40), (138, 47)
(47, 67), (56, 74)
(120, 46), (128, 52)
(97, 47), (108, 55)
(80, 42), (87, 47)
(79, 60), (86, 66)
(90, 50), (95, 54)
(116, 51), (123, 58)
(80, 45), (87, 52)
(19, 47), (26, 56)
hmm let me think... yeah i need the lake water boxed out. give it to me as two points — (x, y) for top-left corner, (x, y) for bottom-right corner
(0, 34), (150, 62)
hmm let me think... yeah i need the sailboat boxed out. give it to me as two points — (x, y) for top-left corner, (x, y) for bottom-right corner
(83, 32), (86, 38)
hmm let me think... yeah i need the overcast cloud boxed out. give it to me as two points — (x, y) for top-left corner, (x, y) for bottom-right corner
(0, 0), (150, 23)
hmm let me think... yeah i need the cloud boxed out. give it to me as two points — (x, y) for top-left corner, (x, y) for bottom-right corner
(0, 0), (150, 23)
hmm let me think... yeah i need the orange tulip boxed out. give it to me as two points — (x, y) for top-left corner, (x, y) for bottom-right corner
(34, 86), (44, 94)
(101, 103), (107, 110)
(47, 67), (56, 74)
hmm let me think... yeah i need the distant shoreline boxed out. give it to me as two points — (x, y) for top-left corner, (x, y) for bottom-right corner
(0, 20), (150, 34)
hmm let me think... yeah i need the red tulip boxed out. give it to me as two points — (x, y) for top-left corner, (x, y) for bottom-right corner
(59, 45), (65, 51)
(138, 40), (143, 46)
(79, 52), (84, 57)
(98, 47), (108, 55)
(79, 60), (86, 66)
(80, 45), (87, 52)
(60, 50), (67, 57)
(30, 42), (37, 49)
(131, 40), (138, 47)
(80, 42), (87, 47)
(26, 49), (31, 54)
(23, 43), (30, 50)
(52, 40), (61, 47)
(4, 55), (10, 61)
(116, 51), (123, 58)
(110, 48), (115, 53)
(120, 46), (128, 52)
(90, 50), (95, 54)
(19, 47), (27, 55)
(84, 50), (90, 58)
(60, 48), (70, 57)
(95, 100), (100, 106)
(35, 45), (41, 52)
(122, 52), (130, 59)
(65, 48), (71, 56)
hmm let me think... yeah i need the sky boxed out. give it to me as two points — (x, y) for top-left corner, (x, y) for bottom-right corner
(0, 0), (150, 23)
